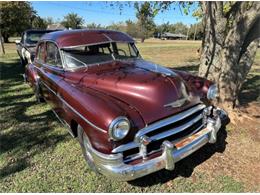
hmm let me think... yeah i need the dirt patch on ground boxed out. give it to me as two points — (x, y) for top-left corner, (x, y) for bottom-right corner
(196, 103), (260, 191)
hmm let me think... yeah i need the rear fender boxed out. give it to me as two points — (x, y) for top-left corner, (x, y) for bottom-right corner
(25, 63), (38, 87)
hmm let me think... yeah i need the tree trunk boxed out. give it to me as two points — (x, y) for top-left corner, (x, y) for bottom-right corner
(0, 32), (5, 55)
(198, 2), (260, 111)
(2, 34), (9, 43)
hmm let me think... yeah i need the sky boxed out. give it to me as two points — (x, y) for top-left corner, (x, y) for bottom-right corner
(31, 1), (200, 26)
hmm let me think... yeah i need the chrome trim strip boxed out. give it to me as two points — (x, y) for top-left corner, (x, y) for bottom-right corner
(61, 40), (134, 50)
(40, 80), (107, 133)
(150, 114), (203, 141)
(51, 109), (75, 137)
(102, 33), (113, 41)
(112, 110), (204, 154)
(122, 123), (205, 161)
(61, 41), (112, 49)
(170, 123), (204, 146)
(135, 104), (206, 141)
(112, 141), (138, 153)
(58, 94), (107, 133)
(40, 80), (56, 95)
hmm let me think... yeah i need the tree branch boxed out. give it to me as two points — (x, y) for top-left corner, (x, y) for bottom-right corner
(224, 1), (242, 19)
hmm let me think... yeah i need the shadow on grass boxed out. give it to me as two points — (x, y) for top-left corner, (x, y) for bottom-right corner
(239, 74), (260, 105)
(128, 128), (227, 187)
(0, 58), (70, 179)
(172, 64), (199, 73)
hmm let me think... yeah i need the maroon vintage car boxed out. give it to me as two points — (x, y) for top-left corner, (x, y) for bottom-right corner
(24, 29), (228, 181)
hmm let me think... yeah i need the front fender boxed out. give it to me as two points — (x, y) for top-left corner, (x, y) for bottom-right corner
(58, 81), (145, 154)
(172, 69), (213, 100)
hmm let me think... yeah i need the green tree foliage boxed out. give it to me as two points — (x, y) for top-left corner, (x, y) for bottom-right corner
(61, 13), (84, 29)
(155, 22), (192, 39)
(172, 22), (188, 34)
(134, 2), (156, 42)
(44, 17), (55, 26)
(32, 16), (48, 29)
(0, 2), (36, 42)
(125, 20), (142, 38)
(188, 22), (204, 40)
(86, 23), (103, 29)
(106, 22), (127, 32)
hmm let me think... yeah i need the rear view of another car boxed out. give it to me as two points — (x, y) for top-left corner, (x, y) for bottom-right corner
(16, 29), (59, 66)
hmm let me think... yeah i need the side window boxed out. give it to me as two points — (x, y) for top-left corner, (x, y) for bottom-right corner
(36, 42), (45, 62)
(46, 42), (62, 67)
(129, 43), (138, 57)
(115, 42), (131, 56)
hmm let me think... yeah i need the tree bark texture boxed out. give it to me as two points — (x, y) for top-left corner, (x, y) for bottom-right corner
(198, 1), (260, 109)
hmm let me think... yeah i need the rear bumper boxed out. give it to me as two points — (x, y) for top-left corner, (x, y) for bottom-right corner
(88, 108), (228, 181)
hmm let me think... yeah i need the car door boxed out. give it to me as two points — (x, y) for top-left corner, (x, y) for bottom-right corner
(39, 41), (65, 114)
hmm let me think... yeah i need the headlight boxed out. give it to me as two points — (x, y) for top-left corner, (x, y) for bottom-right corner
(207, 84), (218, 100)
(109, 117), (130, 141)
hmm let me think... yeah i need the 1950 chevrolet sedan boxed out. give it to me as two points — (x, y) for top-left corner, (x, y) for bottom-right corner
(24, 29), (228, 181)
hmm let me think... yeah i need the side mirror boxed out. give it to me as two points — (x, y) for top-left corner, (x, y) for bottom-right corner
(15, 40), (20, 44)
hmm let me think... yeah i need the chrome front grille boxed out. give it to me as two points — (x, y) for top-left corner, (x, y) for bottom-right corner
(112, 103), (206, 163)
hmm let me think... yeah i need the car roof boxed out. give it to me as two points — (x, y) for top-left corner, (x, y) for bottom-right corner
(41, 29), (134, 48)
(24, 29), (60, 34)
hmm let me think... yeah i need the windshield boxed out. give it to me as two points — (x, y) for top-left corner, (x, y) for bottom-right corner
(62, 42), (140, 69)
(26, 32), (49, 45)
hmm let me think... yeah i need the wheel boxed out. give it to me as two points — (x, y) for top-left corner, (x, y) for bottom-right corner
(77, 125), (99, 173)
(35, 80), (44, 103)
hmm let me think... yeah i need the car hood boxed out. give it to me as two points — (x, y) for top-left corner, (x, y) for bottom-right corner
(81, 59), (201, 124)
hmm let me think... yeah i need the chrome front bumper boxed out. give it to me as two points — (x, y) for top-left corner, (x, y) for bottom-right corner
(87, 108), (228, 181)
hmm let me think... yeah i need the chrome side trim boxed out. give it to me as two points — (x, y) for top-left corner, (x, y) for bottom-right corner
(135, 104), (206, 141)
(40, 80), (107, 134)
(58, 94), (107, 133)
(40, 80), (56, 95)
(51, 109), (75, 137)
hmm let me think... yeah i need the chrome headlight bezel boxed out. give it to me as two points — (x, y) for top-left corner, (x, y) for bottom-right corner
(108, 116), (130, 141)
(207, 84), (218, 100)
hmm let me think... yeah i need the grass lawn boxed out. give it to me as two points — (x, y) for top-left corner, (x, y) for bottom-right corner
(0, 41), (259, 192)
